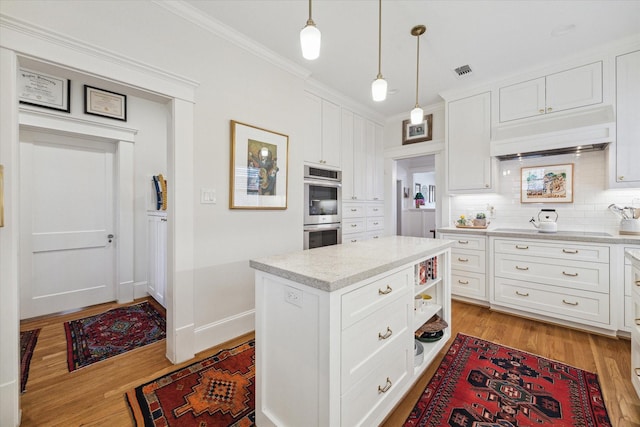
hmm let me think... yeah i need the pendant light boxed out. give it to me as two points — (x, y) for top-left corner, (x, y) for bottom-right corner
(300, 0), (321, 60)
(410, 25), (426, 124)
(371, 0), (387, 102)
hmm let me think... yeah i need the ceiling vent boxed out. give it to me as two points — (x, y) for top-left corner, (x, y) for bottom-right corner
(453, 64), (473, 79)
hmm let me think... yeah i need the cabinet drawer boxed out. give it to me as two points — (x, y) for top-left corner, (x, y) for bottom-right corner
(342, 269), (410, 329)
(494, 239), (609, 263)
(344, 233), (367, 244)
(494, 278), (610, 325)
(341, 297), (409, 392)
(343, 219), (366, 235)
(341, 340), (410, 427)
(451, 248), (486, 274)
(366, 217), (384, 231)
(495, 254), (609, 293)
(366, 204), (384, 217)
(344, 204), (366, 219)
(440, 234), (486, 251)
(451, 270), (486, 299)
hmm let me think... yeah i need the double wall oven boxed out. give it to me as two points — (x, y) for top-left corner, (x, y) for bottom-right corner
(303, 166), (342, 249)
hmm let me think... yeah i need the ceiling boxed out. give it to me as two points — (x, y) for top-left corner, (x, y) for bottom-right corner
(185, 0), (640, 118)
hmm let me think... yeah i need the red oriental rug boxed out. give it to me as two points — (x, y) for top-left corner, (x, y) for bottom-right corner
(64, 301), (166, 371)
(126, 339), (255, 427)
(20, 328), (40, 392)
(405, 333), (612, 427)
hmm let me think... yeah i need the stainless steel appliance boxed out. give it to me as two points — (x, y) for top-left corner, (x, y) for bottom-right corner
(304, 166), (342, 249)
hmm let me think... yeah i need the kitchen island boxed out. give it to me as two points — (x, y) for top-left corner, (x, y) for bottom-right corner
(250, 236), (453, 427)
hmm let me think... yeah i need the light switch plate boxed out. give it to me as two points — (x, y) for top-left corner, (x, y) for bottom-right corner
(200, 188), (216, 204)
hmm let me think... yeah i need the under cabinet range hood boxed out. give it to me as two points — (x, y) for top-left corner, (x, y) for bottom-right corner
(490, 105), (615, 160)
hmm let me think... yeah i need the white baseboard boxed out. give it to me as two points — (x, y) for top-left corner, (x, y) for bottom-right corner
(133, 281), (149, 300)
(0, 379), (19, 427)
(167, 322), (195, 364)
(117, 280), (135, 303)
(194, 309), (255, 353)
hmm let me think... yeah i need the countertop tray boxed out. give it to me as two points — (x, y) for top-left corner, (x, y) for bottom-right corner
(455, 225), (489, 229)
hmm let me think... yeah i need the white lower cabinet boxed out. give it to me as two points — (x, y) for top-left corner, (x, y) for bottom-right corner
(147, 212), (167, 307)
(626, 250), (640, 398)
(491, 238), (612, 332)
(342, 201), (384, 244)
(439, 233), (488, 303)
(254, 249), (451, 427)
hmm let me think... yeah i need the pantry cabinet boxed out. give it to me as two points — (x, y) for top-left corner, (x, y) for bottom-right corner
(447, 92), (494, 192)
(303, 92), (341, 169)
(615, 50), (640, 184)
(498, 61), (602, 122)
(341, 109), (365, 201)
(147, 212), (167, 307)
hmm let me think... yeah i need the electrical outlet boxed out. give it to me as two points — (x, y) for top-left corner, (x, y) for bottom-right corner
(284, 286), (303, 307)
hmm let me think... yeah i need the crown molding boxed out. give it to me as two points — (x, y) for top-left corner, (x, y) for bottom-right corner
(0, 13), (199, 101)
(153, 0), (311, 80)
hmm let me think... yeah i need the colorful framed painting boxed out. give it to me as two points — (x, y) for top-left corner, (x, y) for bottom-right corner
(521, 163), (574, 203)
(402, 114), (433, 145)
(230, 120), (289, 209)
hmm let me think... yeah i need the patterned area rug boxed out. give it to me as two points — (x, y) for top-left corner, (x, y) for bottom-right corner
(64, 301), (166, 371)
(126, 339), (255, 426)
(20, 328), (40, 392)
(405, 333), (612, 427)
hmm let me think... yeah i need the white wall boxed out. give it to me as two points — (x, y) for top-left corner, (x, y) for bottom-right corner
(1, 1), (307, 352)
(449, 150), (640, 233)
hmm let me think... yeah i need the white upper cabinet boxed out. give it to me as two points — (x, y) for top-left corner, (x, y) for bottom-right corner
(615, 50), (640, 184)
(499, 62), (603, 123)
(365, 120), (384, 201)
(341, 110), (365, 201)
(448, 92), (493, 192)
(303, 92), (341, 169)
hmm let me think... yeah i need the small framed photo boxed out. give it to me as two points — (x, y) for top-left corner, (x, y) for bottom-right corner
(402, 114), (433, 145)
(18, 68), (70, 113)
(230, 120), (289, 210)
(521, 163), (574, 203)
(84, 85), (127, 121)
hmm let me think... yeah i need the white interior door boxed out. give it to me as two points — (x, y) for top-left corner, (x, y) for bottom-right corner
(20, 130), (116, 319)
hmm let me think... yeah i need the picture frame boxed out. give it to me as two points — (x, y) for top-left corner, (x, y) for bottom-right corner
(84, 85), (127, 121)
(402, 114), (433, 145)
(414, 183), (421, 194)
(18, 68), (70, 113)
(230, 120), (289, 210)
(521, 163), (574, 203)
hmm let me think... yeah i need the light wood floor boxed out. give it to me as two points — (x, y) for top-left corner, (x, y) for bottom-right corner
(19, 298), (640, 426)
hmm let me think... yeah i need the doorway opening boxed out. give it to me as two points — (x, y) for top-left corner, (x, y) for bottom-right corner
(396, 155), (437, 238)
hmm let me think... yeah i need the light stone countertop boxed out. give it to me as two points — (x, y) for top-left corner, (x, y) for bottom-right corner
(249, 235), (453, 292)
(437, 226), (640, 244)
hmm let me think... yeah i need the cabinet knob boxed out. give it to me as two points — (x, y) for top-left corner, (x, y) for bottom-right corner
(619, 176), (625, 181)
(547, 107), (553, 112)
(539, 109), (545, 114)
(485, 184), (489, 188)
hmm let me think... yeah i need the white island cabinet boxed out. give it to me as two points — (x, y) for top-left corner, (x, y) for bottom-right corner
(250, 236), (452, 427)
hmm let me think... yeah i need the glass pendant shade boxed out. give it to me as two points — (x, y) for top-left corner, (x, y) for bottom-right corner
(411, 106), (424, 125)
(371, 77), (387, 102)
(300, 22), (321, 60)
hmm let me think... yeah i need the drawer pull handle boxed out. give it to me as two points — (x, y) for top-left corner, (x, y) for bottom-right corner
(516, 291), (529, 297)
(458, 257), (469, 262)
(351, 224), (357, 228)
(562, 249), (579, 254)
(635, 368), (640, 377)
(562, 271), (578, 277)
(373, 222), (379, 225)
(350, 208), (357, 212)
(516, 245), (529, 250)
(635, 280), (640, 286)
(635, 318), (640, 326)
(458, 240), (469, 244)
(562, 299), (579, 306)
(373, 208), (379, 212)
(458, 280), (469, 285)
(351, 239), (357, 243)
(378, 327), (393, 340)
(378, 377), (392, 393)
(515, 266), (529, 271)
(378, 285), (392, 295)
(373, 236), (379, 239)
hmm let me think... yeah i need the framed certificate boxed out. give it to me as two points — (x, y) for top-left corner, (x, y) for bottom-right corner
(84, 85), (127, 121)
(18, 68), (70, 113)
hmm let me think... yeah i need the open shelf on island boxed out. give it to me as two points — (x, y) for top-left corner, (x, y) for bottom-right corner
(413, 303), (442, 331)
(414, 276), (441, 295)
(414, 330), (451, 375)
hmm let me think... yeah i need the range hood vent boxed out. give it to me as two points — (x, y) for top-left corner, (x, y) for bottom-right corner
(490, 105), (615, 160)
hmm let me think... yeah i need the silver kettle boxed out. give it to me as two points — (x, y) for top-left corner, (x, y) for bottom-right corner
(529, 209), (558, 233)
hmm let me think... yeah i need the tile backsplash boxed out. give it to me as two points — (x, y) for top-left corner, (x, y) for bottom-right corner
(449, 150), (640, 233)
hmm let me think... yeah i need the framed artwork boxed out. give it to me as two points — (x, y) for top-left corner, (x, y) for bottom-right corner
(84, 85), (127, 121)
(18, 68), (70, 113)
(428, 185), (436, 203)
(521, 163), (574, 203)
(230, 120), (289, 209)
(414, 183), (421, 194)
(402, 114), (433, 145)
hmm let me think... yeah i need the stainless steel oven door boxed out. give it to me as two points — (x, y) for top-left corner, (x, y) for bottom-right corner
(303, 224), (342, 250)
(304, 179), (342, 225)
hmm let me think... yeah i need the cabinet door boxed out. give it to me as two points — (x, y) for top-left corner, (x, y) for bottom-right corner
(499, 77), (545, 122)
(147, 214), (167, 307)
(352, 114), (366, 200)
(364, 120), (376, 201)
(341, 108), (355, 200)
(321, 99), (341, 168)
(546, 62), (602, 114)
(616, 51), (640, 183)
(303, 92), (323, 165)
(371, 123), (384, 201)
(448, 92), (493, 191)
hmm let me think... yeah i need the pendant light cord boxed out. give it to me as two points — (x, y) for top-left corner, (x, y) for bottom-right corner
(377, 0), (382, 79)
(307, 0), (314, 25)
(415, 33), (420, 107)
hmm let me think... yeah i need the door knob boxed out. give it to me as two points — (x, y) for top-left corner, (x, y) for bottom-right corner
(108, 234), (114, 243)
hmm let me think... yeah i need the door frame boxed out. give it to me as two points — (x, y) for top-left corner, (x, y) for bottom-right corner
(19, 110), (137, 307)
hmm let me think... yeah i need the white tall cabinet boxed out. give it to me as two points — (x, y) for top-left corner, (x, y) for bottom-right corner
(303, 92), (341, 169)
(615, 50), (640, 185)
(147, 211), (167, 307)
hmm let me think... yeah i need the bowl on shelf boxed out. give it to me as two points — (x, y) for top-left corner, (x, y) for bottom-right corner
(414, 339), (424, 367)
